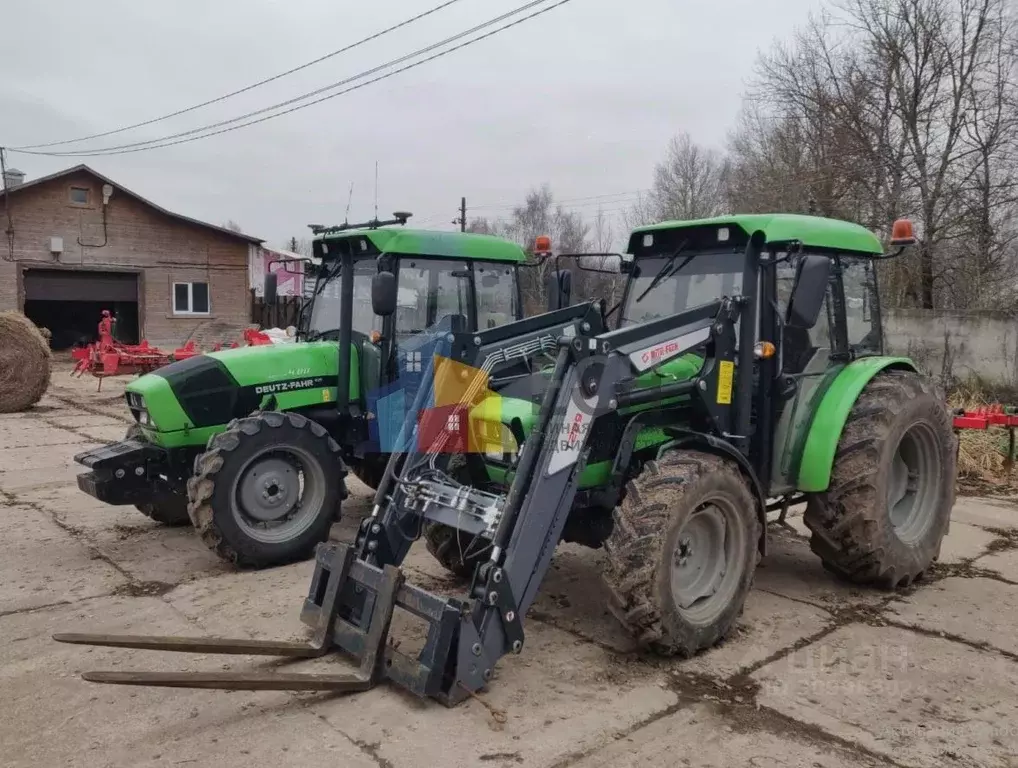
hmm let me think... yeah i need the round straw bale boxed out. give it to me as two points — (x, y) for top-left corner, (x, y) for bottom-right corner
(0, 310), (51, 413)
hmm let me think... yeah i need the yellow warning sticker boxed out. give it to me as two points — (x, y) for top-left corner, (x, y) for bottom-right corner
(717, 360), (734, 405)
(322, 389), (331, 403)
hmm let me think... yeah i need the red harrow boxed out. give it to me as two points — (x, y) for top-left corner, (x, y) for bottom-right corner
(953, 404), (1018, 471)
(71, 311), (272, 389)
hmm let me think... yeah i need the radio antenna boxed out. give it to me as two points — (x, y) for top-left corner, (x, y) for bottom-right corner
(374, 161), (379, 220)
(343, 182), (354, 225)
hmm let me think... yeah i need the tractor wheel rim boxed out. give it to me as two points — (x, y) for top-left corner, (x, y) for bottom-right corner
(671, 497), (745, 626)
(888, 422), (942, 544)
(232, 446), (327, 544)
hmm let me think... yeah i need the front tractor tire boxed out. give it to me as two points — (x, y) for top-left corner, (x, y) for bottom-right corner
(602, 451), (761, 657)
(804, 369), (956, 589)
(186, 412), (347, 569)
(124, 424), (189, 527)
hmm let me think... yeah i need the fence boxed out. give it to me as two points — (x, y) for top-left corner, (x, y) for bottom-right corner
(883, 308), (1018, 392)
(250, 290), (301, 329)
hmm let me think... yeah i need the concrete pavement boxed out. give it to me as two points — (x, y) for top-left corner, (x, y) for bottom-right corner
(2, 373), (1017, 768)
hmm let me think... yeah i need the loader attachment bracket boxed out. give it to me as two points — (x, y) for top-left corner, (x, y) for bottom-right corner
(475, 565), (525, 654)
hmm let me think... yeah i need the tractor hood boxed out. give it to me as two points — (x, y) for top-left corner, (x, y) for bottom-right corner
(125, 342), (350, 444)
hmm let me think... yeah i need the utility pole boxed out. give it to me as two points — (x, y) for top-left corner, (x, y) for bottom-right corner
(453, 197), (467, 232)
(290, 236), (298, 252)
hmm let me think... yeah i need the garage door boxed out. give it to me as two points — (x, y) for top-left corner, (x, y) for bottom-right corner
(23, 270), (138, 302)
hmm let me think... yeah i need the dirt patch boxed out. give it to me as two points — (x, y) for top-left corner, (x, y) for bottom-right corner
(479, 752), (523, 763)
(111, 580), (177, 597)
(983, 527), (1018, 553)
(111, 523), (149, 541)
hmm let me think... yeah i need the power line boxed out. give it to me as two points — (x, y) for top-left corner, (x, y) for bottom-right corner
(10, 0), (468, 151)
(11, 0), (572, 158)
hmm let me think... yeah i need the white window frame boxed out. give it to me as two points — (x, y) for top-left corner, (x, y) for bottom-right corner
(172, 281), (211, 316)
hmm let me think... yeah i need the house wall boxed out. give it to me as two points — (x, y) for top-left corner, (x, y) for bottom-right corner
(0, 169), (252, 347)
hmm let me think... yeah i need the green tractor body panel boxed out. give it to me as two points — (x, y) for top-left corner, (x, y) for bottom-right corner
(474, 353), (705, 489)
(795, 356), (917, 492)
(125, 341), (346, 449)
(632, 213), (883, 254)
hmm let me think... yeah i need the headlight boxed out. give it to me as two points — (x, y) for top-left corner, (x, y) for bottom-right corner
(126, 392), (155, 428)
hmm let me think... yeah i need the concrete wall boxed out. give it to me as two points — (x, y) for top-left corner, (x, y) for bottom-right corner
(884, 308), (1018, 388)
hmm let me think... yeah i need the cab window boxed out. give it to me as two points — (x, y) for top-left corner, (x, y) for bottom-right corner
(475, 263), (518, 329)
(395, 259), (469, 341)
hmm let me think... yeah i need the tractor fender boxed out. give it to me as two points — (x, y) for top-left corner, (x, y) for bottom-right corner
(656, 430), (768, 555)
(796, 356), (917, 493)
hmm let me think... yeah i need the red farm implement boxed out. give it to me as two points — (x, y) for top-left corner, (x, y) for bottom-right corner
(71, 311), (272, 389)
(953, 404), (1018, 472)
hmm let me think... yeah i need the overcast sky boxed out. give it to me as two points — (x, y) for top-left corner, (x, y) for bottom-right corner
(2, 0), (822, 248)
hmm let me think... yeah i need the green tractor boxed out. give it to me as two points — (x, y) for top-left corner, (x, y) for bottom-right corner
(57, 213), (958, 700)
(426, 213), (957, 608)
(74, 216), (529, 568)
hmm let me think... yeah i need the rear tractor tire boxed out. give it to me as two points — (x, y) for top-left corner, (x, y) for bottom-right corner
(186, 412), (348, 569)
(803, 369), (956, 589)
(124, 424), (189, 527)
(602, 451), (761, 656)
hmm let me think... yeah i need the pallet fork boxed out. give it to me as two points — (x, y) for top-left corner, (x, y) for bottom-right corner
(55, 262), (753, 704)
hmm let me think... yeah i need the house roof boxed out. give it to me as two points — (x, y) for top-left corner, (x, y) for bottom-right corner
(0, 164), (264, 244)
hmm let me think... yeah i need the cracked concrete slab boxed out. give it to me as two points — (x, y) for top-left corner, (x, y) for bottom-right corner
(685, 589), (832, 679)
(937, 521), (1000, 564)
(36, 413), (128, 429)
(0, 597), (373, 768)
(566, 702), (891, 767)
(0, 502), (125, 613)
(950, 496), (1018, 529)
(975, 547), (1018, 582)
(884, 576), (1018, 656)
(752, 624), (1018, 768)
(310, 621), (677, 768)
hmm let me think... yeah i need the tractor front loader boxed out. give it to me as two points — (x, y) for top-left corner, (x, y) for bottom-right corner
(55, 215), (958, 705)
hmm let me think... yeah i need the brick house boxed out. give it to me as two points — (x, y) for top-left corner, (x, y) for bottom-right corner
(0, 164), (263, 349)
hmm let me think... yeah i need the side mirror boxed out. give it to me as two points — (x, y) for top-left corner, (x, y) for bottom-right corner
(263, 272), (278, 305)
(576, 254), (622, 274)
(371, 271), (397, 317)
(545, 269), (572, 311)
(787, 254), (831, 328)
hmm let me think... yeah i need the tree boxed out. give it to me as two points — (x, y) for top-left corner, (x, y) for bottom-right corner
(649, 133), (730, 221)
(727, 0), (1018, 310)
(284, 237), (313, 258)
(222, 219), (243, 233)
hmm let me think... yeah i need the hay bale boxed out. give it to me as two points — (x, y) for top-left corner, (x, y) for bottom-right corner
(0, 311), (51, 413)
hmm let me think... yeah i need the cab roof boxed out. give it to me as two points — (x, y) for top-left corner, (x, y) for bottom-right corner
(317, 227), (527, 263)
(631, 213), (883, 255)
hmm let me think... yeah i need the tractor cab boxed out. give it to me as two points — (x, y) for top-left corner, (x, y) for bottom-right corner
(607, 213), (914, 496)
(291, 216), (528, 483)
